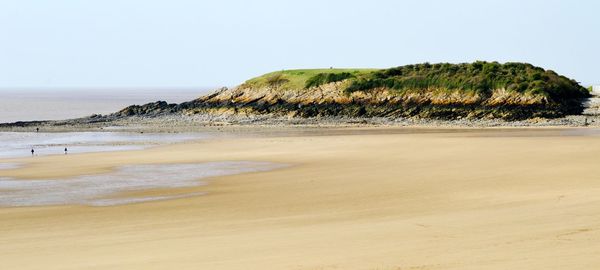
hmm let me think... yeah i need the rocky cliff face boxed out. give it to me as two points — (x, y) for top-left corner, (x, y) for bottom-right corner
(127, 81), (579, 120)
(108, 71), (586, 121)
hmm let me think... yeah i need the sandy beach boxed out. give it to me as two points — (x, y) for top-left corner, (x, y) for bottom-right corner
(2, 128), (600, 269)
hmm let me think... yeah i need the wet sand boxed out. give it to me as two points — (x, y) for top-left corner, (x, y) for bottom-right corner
(1, 128), (600, 269)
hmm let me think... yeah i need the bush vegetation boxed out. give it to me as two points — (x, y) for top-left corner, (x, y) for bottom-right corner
(243, 63), (588, 102)
(265, 73), (289, 88)
(305, 72), (355, 88)
(345, 61), (589, 100)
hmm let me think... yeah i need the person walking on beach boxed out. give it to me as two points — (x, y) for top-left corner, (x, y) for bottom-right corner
(64, 147), (68, 155)
(31, 148), (34, 156)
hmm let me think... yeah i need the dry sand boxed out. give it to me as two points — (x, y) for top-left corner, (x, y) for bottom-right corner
(1, 128), (600, 269)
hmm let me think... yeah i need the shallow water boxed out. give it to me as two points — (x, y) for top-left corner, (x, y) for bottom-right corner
(0, 132), (208, 158)
(0, 161), (283, 207)
(0, 89), (209, 123)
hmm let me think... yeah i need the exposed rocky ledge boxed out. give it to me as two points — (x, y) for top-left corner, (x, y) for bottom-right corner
(176, 84), (584, 120)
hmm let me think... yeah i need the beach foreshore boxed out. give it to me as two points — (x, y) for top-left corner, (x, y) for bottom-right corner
(1, 112), (600, 133)
(2, 127), (600, 269)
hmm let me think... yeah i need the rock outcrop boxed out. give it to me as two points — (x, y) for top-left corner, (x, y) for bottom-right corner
(159, 82), (583, 120)
(115, 101), (177, 117)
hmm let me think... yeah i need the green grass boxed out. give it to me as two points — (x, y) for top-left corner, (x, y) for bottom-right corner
(243, 68), (378, 90)
(242, 62), (589, 101)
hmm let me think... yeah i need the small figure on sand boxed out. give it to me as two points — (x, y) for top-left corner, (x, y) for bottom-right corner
(31, 148), (34, 156)
(36, 127), (39, 132)
(64, 147), (68, 155)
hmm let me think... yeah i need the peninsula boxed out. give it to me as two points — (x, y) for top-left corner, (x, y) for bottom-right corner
(0, 62), (593, 130)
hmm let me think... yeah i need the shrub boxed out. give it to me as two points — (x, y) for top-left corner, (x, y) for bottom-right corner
(305, 72), (355, 89)
(344, 62), (589, 100)
(266, 73), (289, 88)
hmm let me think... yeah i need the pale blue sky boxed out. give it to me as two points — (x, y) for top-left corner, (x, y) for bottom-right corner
(0, 0), (598, 89)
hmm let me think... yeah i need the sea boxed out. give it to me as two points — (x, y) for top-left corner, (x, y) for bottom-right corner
(0, 88), (210, 123)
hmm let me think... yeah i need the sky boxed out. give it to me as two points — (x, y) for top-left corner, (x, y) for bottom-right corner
(0, 0), (598, 89)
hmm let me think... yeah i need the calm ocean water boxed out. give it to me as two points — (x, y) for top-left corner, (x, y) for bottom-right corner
(0, 88), (211, 123)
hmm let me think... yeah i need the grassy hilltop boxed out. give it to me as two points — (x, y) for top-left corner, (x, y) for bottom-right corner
(243, 62), (589, 101)
(243, 68), (377, 90)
